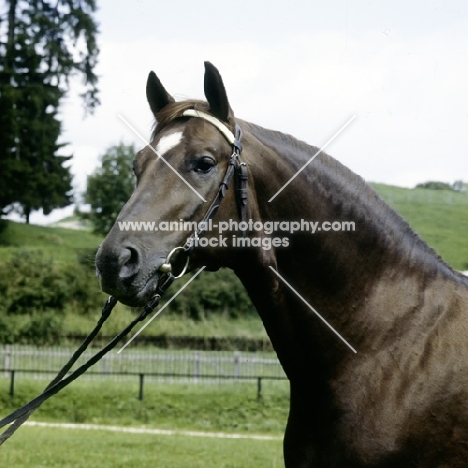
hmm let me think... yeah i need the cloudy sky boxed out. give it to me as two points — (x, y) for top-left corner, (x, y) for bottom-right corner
(24, 0), (468, 223)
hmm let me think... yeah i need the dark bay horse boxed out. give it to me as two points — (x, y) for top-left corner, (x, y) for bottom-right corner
(96, 62), (468, 467)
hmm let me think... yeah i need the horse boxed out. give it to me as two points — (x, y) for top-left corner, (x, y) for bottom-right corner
(95, 62), (468, 467)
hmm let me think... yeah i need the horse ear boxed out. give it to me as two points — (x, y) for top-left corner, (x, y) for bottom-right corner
(146, 71), (175, 117)
(204, 61), (233, 122)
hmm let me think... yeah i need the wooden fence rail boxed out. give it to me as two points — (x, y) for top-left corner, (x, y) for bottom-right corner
(0, 368), (287, 401)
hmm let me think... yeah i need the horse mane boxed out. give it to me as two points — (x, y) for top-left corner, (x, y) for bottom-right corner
(242, 120), (462, 280)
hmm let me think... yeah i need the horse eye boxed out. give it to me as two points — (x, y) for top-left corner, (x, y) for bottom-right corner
(193, 156), (215, 173)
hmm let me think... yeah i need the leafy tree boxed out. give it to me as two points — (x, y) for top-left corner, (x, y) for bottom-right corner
(80, 143), (136, 235)
(415, 181), (454, 191)
(0, 0), (99, 222)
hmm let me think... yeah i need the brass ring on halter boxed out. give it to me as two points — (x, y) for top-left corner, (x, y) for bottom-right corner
(159, 246), (190, 279)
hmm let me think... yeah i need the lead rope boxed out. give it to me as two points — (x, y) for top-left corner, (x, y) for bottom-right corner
(0, 272), (175, 445)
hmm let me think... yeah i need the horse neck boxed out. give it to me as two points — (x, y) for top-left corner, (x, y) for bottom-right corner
(235, 122), (459, 371)
(243, 121), (446, 279)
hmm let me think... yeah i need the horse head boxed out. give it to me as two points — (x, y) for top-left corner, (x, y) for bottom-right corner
(95, 62), (255, 307)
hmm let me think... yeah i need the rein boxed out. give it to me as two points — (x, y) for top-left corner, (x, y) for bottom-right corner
(0, 110), (246, 445)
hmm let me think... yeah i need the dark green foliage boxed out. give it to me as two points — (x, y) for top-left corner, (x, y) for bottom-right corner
(61, 249), (105, 315)
(415, 181), (454, 191)
(18, 310), (63, 345)
(0, 249), (105, 344)
(80, 143), (136, 236)
(0, 0), (99, 221)
(0, 250), (68, 314)
(0, 250), (66, 343)
(166, 269), (256, 320)
(0, 314), (16, 344)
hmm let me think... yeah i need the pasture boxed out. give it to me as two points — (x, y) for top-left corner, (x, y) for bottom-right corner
(0, 378), (287, 467)
(0, 424), (283, 468)
(0, 379), (289, 432)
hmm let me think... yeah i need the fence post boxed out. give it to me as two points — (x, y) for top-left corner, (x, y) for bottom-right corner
(138, 374), (144, 401)
(233, 352), (240, 380)
(4, 345), (11, 377)
(9, 370), (15, 398)
(101, 355), (108, 378)
(193, 351), (200, 381)
(257, 377), (262, 401)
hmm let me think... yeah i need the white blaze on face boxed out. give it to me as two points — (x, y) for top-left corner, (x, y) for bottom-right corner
(155, 131), (183, 157)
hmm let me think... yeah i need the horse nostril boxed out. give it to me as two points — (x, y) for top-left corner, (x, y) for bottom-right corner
(118, 246), (141, 279)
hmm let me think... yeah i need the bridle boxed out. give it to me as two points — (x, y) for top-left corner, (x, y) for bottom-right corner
(0, 110), (247, 444)
(158, 110), (247, 277)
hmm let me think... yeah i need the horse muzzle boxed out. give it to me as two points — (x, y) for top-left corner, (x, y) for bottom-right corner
(95, 242), (165, 307)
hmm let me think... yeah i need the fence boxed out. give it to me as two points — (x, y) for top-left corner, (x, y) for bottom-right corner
(0, 345), (287, 399)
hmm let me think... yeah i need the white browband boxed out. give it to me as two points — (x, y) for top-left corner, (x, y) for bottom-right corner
(182, 109), (235, 145)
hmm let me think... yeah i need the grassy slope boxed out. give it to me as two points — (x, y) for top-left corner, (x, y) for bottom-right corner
(0, 220), (102, 264)
(0, 184), (467, 338)
(371, 183), (468, 270)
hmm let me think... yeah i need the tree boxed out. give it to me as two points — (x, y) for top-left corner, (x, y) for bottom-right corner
(79, 143), (136, 236)
(0, 0), (99, 222)
(415, 181), (454, 191)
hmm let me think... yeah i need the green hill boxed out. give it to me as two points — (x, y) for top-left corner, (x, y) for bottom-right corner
(0, 220), (102, 264)
(371, 183), (468, 271)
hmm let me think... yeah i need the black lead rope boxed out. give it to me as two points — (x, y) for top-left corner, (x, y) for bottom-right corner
(0, 272), (175, 445)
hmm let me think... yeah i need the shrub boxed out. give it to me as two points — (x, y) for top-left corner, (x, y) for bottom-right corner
(18, 310), (63, 346)
(0, 250), (68, 314)
(62, 249), (107, 315)
(167, 269), (256, 320)
(416, 181), (454, 191)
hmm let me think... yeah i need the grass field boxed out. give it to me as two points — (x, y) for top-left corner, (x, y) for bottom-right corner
(0, 424), (284, 468)
(0, 379), (289, 433)
(0, 220), (102, 264)
(372, 183), (468, 270)
(0, 379), (288, 467)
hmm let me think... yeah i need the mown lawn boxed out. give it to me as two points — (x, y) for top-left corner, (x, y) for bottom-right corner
(0, 379), (289, 434)
(0, 425), (284, 468)
(0, 378), (287, 467)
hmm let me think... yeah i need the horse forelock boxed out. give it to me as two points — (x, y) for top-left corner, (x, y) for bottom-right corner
(151, 100), (211, 140)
